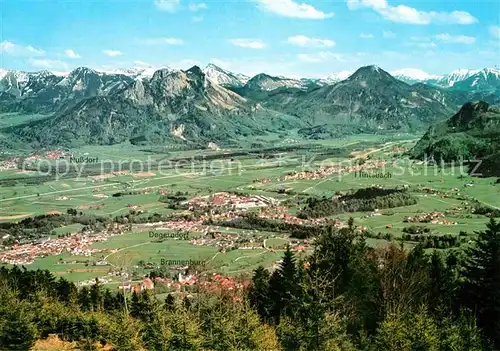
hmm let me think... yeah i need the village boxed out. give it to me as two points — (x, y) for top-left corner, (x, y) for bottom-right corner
(0, 230), (119, 265)
(253, 159), (388, 185)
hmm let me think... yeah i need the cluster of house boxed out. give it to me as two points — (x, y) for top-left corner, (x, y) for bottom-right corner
(189, 232), (264, 251)
(199, 273), (250, 293)
(254, 178), (271, 185)
(158, 188), (169, 195)
(419, 186), (461, 199)
(187, 192), (277, 210)
(79, 275), (114, 287)
(23, 150), (72, 162)
(404, 212), (457, 225)
(281, 161), (388, 182)
(258, 206), (346, 227)
(119, 277), (156, 293)
(0, 157), (19, 171)
(117, 272), (250, 295)
(0, 231), (116, 265)
(154, 219), (205, 232)
(253, 161), (388, 185)
(0, 150), (71, 171)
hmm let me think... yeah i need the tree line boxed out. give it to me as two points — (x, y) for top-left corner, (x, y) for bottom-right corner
(297, 187), (418, 219)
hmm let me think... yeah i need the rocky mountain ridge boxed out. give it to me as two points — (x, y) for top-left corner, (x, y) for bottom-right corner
(1, 63), (498, 148)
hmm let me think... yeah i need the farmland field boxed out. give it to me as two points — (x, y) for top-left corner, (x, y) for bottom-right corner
(1, 133), (498, 285)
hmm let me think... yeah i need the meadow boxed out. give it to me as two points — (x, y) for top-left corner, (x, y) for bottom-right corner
(0, 133), (498, 283)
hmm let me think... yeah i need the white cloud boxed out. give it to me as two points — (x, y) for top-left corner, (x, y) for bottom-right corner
(229, 38), (267, 49)
(0, 41), (45, 56)
(435, 33), (476, 44)
(192, 16), (204, 22)
(360, 33), (374, 39)
(256, 0), (334, 19)
(103, 50), (123, 57)
(140, 37), (184, 45)
(189, 2), (207, 11)
(64, 49), (81, 59)
(287, 35), (335, 47)
(28, 58), (68, 70)
(154, 0), (180, 12)
(383, 31), (396, 38)
(490, 25), (500, 39)
(346, 0), (477, 25)
(297, 51), (345, 63)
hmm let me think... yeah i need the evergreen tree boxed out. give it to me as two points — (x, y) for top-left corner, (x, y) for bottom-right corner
(182, 295), (192, 310)
(165, 293), (175, 312)
(89, 278), (102, 312)
(248, 266), (271, 322)
(130, 291), (141, 319)
(309, 223), (357, 296)
(55, 277), (78, 305)
(268, 247), (300, 324)
(427, 250), (459, 315)
(78, 287), (91, 311)
(140, 290), (154, 322)
(103, 289), (115, 311)
(0, 293), (38, 350)
(461, 218), (500, 347)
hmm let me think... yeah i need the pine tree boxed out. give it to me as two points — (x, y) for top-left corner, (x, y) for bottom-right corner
(89, 278), (102, 312)
(268, 247), (300, 324)
(165, 294), (175, 311)
(78, 287), (91, 311)
(130, 291), (141, 319)
(461, 218), (500, 347)
(103, 289), (115, 311)
(310, 222), (357, 296)
(140, 290), (154, 322)
(182, 295), (191, 310)
(0, 293), (38, 350)
(248, 266), (271, 322)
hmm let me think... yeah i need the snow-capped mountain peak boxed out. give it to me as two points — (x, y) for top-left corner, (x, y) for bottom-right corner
(438, 69), (481, 87)
(322, 71), (353, 83)
(0, 69), (9, 80)
(203, 63), (250, 88)
(391, 68), (441, 82)
(479, 67), (500, 78)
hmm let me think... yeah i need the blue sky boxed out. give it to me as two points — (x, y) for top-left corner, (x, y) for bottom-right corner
(1, 0), (499, 77)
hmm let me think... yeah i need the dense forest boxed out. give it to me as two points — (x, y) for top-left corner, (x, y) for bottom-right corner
(1, 218), (500, 350)
(297, 187), (418, 219)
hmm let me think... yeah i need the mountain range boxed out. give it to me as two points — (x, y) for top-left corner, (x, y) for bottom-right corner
(0, 63), (499, 148)
(392, 68), (500, 92)
(4, 66), (302, 148)
(411, 101), (500, 176)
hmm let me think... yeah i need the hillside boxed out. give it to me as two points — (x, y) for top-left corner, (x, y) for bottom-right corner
(449, 68), (500, 92)
(411, 101), (500, 176)
(0, 67), (134, 114)
(253, 66), (458, 134)
(6, 66), (303, 147)
(203, 63), (250, 88)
